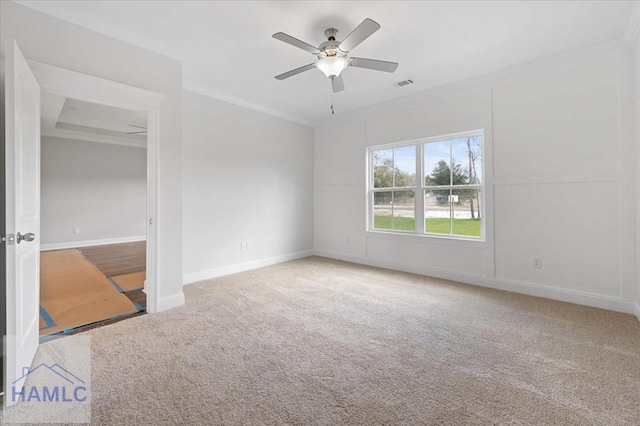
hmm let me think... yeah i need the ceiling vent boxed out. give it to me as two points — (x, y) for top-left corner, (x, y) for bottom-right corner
(394, 78), (414, 88)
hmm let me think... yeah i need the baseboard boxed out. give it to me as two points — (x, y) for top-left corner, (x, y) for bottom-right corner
(634, 302), (640, 322)
(157, 292), (185, 312)
(313, 249), (636, 315)
(183, 249), (314, 285)
(40, 236), (146, 251)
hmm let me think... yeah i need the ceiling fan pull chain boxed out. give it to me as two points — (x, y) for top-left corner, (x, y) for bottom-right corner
(331, 90), (335, 115)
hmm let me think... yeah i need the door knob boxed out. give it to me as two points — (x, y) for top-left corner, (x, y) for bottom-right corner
(16, 232), (35, 244)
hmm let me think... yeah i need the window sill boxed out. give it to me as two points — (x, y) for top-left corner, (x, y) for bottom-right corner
(365, 229), (486, 248)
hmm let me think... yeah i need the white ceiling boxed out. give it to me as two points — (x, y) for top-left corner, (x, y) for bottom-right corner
(41, 92), (148, 147)
(19, 0), (637, 125)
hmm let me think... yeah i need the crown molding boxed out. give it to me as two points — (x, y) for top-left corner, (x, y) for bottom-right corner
(623, 2), (640, 44)
(183, 81), (313, 127)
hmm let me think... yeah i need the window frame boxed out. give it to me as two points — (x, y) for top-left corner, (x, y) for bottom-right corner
(367, 130), (485, 241)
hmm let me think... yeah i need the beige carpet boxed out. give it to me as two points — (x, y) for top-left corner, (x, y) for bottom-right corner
(28, 257), (640, 424)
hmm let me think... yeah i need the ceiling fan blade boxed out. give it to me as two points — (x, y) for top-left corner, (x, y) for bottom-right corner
(349, 57), (398, 73)
(339, 18), (381, 52)
(275, 63), (316, 80)
(331, 75), (345, 93)
(273, 32), (320, 55)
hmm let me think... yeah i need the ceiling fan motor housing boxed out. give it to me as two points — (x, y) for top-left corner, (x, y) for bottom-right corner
(324, 28), (339, 41)
(319, 28), (346, 59)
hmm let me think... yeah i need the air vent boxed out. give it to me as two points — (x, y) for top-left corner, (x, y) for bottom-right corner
(394, 78), (414, 88)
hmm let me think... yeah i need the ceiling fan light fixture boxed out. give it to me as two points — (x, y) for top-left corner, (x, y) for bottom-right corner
(273, 18), (398, 96)
(316, 56), (348, 78)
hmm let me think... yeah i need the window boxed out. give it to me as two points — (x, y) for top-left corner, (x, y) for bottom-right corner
(369, 131), (484, 239)
(372, 145), (417, 231)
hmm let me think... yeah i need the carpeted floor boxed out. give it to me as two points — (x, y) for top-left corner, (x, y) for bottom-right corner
(34, 257), (640, 424)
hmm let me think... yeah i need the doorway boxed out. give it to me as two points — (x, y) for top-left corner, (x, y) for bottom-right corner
(28, 58), (163, 313)
(38, 96), (149, 338)
(4, 44), (163, 404)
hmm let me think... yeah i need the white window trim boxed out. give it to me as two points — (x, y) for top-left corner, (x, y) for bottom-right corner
(367, 130), (486, 242)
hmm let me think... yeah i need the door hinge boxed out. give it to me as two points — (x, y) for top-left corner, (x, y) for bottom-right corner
(1, 234), (15, 245)
(149, 218), (153, 225)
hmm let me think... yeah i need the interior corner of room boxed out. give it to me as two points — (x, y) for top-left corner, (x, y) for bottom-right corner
(2, 0), (640, 422)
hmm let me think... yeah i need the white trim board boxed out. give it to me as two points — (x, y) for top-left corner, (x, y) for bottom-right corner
(158, 292), (186, 312)
(40, 236), (146, 251)
(634, 302), (640, 322)
(183, 249), (314, 285)
(313, 249), (636, 315)
(42, 128), (147, 149)
(28, 60), (163, 110)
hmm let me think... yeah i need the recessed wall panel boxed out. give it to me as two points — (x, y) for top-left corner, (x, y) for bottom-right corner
(493, 62), (619, 178)
(494, 181), (621, 298)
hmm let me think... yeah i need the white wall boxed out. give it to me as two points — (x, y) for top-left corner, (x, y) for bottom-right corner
(40, 137), (146, 247)
(182, 90), (314, 283)
(1, 2), (184, 310)
(314, 40), (636, 314)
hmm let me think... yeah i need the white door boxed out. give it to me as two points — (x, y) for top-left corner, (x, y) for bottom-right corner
(4, 40), (41, 406)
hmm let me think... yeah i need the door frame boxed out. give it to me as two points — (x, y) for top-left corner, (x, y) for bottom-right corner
(28, 60), (164, 313)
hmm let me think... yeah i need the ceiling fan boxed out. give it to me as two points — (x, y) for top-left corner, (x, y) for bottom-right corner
(273, 18), (398, 93)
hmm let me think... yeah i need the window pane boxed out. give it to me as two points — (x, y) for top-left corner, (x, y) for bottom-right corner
(470, 135), (483, 184)
(373, 191), (393, 229)
(451, 138), (470, 185)
(424, 189), (451, 234)
(392, 190), (415, 231)
(452, 188), (482, 237)
(373, 149), (393, 188)
(424, 140), (451, 186)
(393, 145), (416, 187)
(452, 136), (482, 185)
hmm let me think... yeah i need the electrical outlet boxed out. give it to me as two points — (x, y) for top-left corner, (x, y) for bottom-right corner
(533, 258), (542, 268)
(240, 242), (247, 251)
(73, 227), (80, 234)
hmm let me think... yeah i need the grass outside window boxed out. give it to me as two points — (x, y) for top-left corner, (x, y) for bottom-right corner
(373, 216), (481, 237)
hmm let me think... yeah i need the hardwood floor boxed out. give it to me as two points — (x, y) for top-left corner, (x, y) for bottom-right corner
(80, 241), (146, 276)
(126, 288), (147, 311)
(83, 241), (147, 315)
(80, 241), (147, 310)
